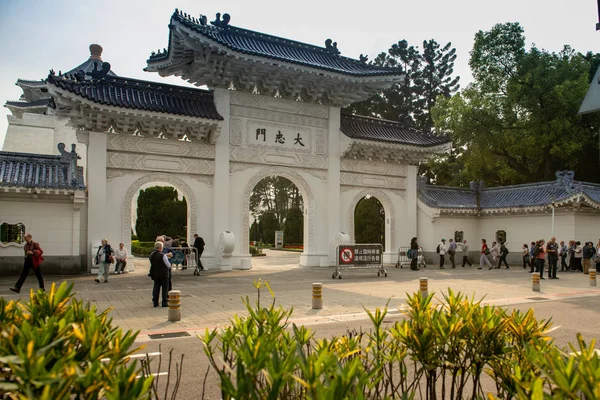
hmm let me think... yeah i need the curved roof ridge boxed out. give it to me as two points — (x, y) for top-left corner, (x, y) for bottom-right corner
(423, 184), (473, 192)
(148, 10), (402, 78)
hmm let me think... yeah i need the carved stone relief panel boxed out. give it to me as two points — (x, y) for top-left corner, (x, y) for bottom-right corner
(230, 148), (327, 169)
(340, 172), (406, 190)
(315, 129), (327, 155)
(230, 91), (329, 119)
(230, 105), (328, 129)
(341, 159), (407, 177)
(107, 152), (214, 175)
(230, 117), (243, 146)
(107, 135), (214, 159)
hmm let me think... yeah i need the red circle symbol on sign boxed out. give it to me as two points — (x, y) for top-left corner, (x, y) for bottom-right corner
(340, 247), (354, 264)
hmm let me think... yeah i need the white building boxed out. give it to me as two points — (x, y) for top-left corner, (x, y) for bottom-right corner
(2, 10), (599, 274)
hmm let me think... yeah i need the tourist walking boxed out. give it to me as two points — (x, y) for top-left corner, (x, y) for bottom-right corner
(489, 241), (500, 270)
(9, 233), (45, 293)
(114, 242), (128, 274)
(409, 237), (420, 271)
(479, 239), (493, 269)
(94, 239), (114, 283)
(193, 234), (205, 272)
(149, 241), (172, 307)
(522, 244), (530, 269)
(559, 241), (568, 271)
(529, 241), (536, 272)
(582, 241), (594, 274)
(460, 240), (472, 267)
(574, 241), (583, 272)
(437, 239), (447, 269)
(448, 238), (457, 268)
(498, 242), (510, 269)
(533, 240), (546, 279)
(546, 237), (558, 279)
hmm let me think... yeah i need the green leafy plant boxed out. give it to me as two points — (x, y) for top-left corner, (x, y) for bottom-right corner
(0, 282), (153, 399)
(200, 286), (600, 399)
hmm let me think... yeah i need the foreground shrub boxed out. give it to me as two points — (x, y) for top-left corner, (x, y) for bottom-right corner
(0, 282), (153, 399)
(201, 287), (600, 399)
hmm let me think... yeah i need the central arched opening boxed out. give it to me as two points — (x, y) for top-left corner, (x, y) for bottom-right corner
(354, 195), (385, 251)
(248, 176), (305, 260)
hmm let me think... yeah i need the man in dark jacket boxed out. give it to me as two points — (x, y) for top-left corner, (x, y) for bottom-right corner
(149, 242), (172, 307)
(193, 234), (205, 272)
(582, 241), (595, 274)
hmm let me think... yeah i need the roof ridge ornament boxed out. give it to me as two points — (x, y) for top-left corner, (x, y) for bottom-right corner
(86, 61), (112, 80)
(211, 12), (231, 28)
(325, 39), (341, 55)
(58, 143), (81, 186)
(555, 170), (580, 193)
(359, 54), (368, 63)
(199, 14), (208, 26)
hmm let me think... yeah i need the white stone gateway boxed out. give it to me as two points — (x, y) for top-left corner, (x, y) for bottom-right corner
(1, 10), (449, 271)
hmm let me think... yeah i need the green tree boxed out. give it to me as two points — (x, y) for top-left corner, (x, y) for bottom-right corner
(249, 220), (260, 242)
(345, 38), (460, 133)
(432, 22), (600, 186)
(259, 211), (280, 245)
(283, 207), (303, 245)
(135, 186), (187, 241)
(354, 197), (385, 250)
(250, 177), (303, 224)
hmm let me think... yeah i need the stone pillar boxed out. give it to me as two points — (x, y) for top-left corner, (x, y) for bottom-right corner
(212, 89), (232, 270)
(326, 107), (341, 267)
(86, 131), (107, 271)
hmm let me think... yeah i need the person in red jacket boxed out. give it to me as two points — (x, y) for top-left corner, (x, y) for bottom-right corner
(9, 233), (44, 293)
(478, 239), (493, 270)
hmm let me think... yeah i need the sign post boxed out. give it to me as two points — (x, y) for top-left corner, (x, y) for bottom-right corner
(275, 231), (284, 249)
(333, 244), (386, 279)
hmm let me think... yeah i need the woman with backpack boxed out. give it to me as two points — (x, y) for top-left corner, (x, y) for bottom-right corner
(478, 239), (493, 270)
(498, 242), (510, 269)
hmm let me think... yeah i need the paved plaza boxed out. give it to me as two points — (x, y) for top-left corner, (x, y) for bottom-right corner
(2, 250), (599, 341)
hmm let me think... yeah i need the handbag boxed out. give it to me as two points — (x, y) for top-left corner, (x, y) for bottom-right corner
(109, 255), (115, 263)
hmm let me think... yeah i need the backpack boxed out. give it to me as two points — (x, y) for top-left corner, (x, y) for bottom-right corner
(501, 245), (509, 256)
(532, 246), (540, 257)
(436, 244), (441, 254)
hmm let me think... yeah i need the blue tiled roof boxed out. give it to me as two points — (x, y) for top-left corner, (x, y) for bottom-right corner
(341, 114), (452, 147)
(47, 74), (223, 120)
(148, 10), (401, 78)
(0, 152), (85, 190)
(419, 173), (600, 210)
(418, 185), (477, 209)
(5, 99), (51, 109)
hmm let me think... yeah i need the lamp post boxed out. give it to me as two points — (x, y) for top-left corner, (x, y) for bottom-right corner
(551, 197), (556, 237)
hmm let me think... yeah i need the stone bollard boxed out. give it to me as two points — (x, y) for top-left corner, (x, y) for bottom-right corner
(590, 269), (597, 286)
(419, 277), (429, 297)
(532, 272), (540, 292)
(168, 290), (182, 322)
(312, 283), (323, 309)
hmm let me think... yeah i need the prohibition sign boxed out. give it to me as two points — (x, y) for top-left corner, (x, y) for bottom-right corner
(340, 247), (354, 264)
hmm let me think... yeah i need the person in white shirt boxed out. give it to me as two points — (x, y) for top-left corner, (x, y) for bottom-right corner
(114, 243), (129, 274)
(438, 239), (447, 269)
(460, 240), (473, 267)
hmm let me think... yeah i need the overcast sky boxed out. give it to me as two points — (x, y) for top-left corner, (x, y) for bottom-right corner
(0, 0), (598, 148)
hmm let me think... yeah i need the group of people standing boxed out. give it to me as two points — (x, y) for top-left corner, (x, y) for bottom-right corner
(433, 238), (506, 270)
(522, 238), (600, 279)
(93, 240), (129, 283)
(148, 233), (205, 307)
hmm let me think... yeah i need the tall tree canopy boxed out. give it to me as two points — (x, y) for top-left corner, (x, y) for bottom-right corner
(250, 177), (303, 224)
(431, 22), (600, 186)
(345, 39), (460, 133)
(135, 186), (187, 241)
